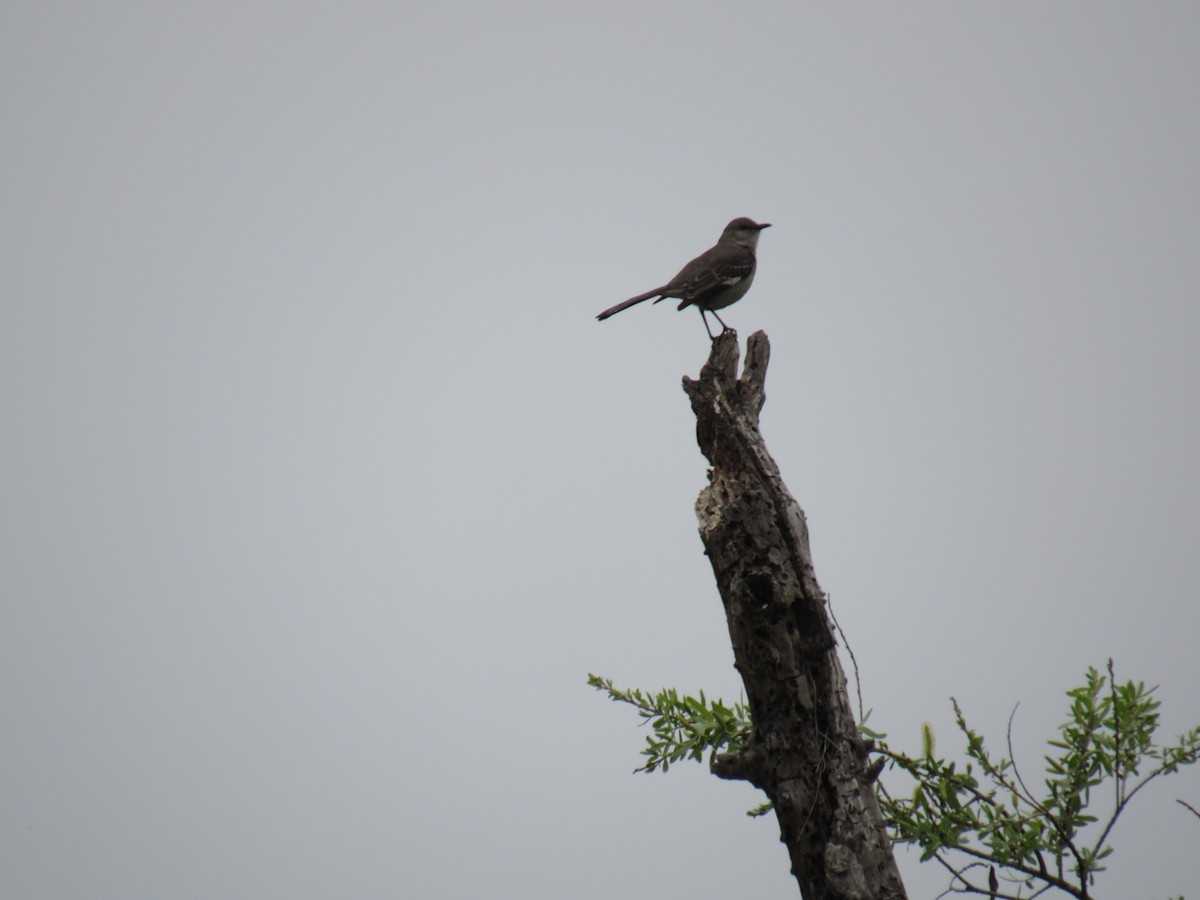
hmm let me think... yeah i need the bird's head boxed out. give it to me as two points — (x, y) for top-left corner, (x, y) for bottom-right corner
(723, 217), (771, 247)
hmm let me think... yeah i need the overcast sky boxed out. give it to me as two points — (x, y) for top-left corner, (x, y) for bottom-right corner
(3, 3), (1199, 898)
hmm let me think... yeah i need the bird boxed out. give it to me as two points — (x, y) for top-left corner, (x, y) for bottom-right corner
(596, 217), (771, 339)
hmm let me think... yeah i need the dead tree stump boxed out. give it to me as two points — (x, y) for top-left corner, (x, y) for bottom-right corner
(683, 330), (907, 900)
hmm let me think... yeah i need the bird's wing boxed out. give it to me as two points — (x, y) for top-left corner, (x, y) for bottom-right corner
(671, 249), (754, 304)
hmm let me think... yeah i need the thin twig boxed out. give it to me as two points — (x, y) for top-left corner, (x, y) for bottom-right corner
(931, 856), (1030, 900)
(1092, 756), (1195, 858)
(1005, 703), (1087, 881)
(948, 844), (1085, 898)
(1108, 659), (1123, 806)
(825, 593), (864, 722)
(1005, 704), (1038, 807)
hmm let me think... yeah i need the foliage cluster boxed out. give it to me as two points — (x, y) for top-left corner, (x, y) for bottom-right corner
(586, 674), (750, 774)
(591, 662), (1200, 899)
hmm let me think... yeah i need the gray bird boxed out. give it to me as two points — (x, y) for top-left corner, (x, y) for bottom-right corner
(596, 217), (771, 339)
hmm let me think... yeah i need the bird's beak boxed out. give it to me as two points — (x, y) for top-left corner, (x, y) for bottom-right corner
(758, 223), (772, 229)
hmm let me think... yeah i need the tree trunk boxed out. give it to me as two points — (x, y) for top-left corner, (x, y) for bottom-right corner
(683, 331), (906, 900)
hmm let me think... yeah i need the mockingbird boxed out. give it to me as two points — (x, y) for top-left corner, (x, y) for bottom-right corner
(596, 217), (771, 339)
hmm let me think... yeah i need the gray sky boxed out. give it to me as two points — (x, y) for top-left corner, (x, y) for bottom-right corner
(3, 3), (1199, 898)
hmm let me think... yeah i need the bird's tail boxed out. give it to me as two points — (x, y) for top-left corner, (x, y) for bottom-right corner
(596, 287), (666, 321)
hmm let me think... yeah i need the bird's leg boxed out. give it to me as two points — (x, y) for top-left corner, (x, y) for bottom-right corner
(700, 309), (718, 341)
(709, 309), (733, 334)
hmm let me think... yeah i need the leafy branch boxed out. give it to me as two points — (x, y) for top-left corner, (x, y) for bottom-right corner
(586, 674), (751, 775)
(866, 662), (1200, 898)
(592, 662), (1200, 897)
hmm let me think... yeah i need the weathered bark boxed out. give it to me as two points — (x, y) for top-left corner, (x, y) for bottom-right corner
(683, 331), (907, 900)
